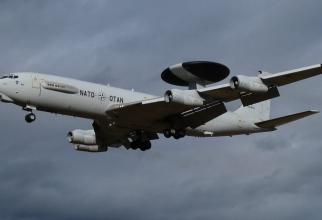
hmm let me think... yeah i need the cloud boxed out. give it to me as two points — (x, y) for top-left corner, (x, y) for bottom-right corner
(254, 133), (295, 151)
(1, 0), (322, 219)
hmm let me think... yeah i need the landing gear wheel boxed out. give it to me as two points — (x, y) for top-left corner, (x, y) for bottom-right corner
(173, 133), (180, 140)
(170, 128), (176, 135)
(139, 141), (146, 151)
(177, 129), (186, 138)
(163, 129), (172, 138)
(143, 141), (152, 150)
(131, 140), (151, 151)
(25, 113), (36, 123)
(130, 141), (138, 150)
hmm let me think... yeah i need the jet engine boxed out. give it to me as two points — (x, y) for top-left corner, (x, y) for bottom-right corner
(230, 75), (268, 93)
(67, 129), (97, 145)
(164, 89), (204, 107)
(74, 144), (107, 152)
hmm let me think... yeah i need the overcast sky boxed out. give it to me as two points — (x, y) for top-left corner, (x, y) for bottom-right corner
(1, 1), (322, 219)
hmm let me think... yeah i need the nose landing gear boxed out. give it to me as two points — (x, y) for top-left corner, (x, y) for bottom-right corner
(23, 106), (37, 123)
(25, 113), (36, 123)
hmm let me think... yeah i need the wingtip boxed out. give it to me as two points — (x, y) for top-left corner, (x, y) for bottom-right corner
(310, 110), (319, 113)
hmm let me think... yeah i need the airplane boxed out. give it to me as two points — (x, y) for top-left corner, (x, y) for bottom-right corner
(0, 61), (321, 152)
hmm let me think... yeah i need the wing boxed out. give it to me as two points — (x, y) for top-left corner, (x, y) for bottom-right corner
(198, 64), (322, 102)
(200, 63), (322, 106)
(92, 120), (132, 149)
(104, 63), (322, 133)
(261, 64), (322, 86)
(105, 97), (192, 123)
(105, 97), (227, 130)
(92, 120), (159, 150)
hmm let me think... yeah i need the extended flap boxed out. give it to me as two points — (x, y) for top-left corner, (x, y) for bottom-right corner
(181, 101), (227, 129)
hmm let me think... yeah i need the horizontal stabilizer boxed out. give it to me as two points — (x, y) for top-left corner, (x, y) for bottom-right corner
(255, 110), (319, 128)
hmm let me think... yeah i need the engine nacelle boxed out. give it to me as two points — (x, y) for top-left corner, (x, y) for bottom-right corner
(67, 129), (97, 145)
(230, 75), (268, 93)
(164, 89), (204, 107)
(74, 144), (107, 153)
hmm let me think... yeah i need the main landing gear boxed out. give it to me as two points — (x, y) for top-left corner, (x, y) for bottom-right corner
(25, 113), (36, 123)
(130, 140), (152, 151)
(163, 128), (185, 139)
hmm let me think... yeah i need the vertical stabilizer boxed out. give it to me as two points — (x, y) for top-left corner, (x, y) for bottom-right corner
(234, 99), (270, 122)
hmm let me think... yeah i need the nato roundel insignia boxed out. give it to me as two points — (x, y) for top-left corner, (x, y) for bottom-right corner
(98, 92), (106, 101)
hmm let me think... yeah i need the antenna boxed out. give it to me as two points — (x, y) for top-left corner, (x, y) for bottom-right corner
(247, 68), (260, 73)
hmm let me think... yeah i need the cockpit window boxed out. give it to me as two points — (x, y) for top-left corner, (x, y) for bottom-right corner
(1, 75), (8, 79)
(13, 76), (18, 79)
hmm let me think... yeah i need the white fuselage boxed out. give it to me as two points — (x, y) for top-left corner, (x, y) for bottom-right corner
(0, 72), (271, 137)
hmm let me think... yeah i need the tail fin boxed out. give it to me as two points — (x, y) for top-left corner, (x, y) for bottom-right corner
(234, 99), (270, 122)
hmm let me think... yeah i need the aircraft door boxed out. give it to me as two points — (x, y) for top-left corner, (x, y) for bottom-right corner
(30, 73), (40, 89)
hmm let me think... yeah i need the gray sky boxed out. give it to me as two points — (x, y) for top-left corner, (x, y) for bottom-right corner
(1, 1), (322, 219)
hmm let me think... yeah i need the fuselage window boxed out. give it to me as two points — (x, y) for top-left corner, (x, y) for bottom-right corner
(47, 83), (60, 88)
